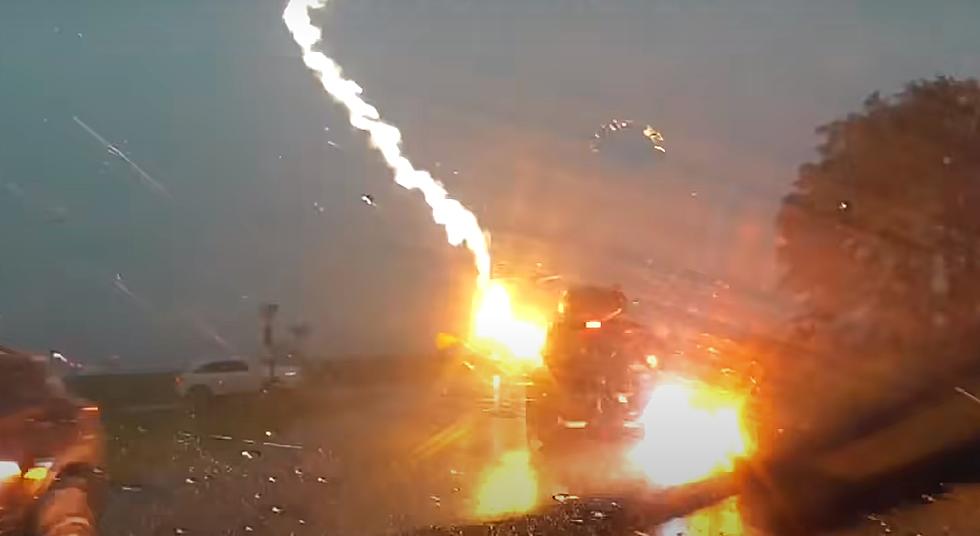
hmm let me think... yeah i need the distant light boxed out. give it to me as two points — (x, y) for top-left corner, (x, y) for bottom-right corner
(645, 354), (659, 368)
(0, 461), (21, 482)
(585, 320), (602, 329)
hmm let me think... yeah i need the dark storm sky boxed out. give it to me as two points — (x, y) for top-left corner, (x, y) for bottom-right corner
(1, 0), (978, 368)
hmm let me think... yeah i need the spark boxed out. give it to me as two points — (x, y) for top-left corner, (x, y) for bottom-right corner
(283, 0), (490, 284)
(628, 379), (752, 486)
(470, 280), (547, 369)
(73, 116), (170, 196)
(473, 449), (538, 519)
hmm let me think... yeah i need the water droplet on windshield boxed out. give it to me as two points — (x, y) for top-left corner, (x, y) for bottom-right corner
(267, 476), (277, 483)
(184, 477), (198, 484)
(241, 450), (261, 460)
(271, 505), (284, 514)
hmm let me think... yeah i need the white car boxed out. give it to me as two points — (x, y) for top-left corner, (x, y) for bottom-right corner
(176, 357), (302, 400)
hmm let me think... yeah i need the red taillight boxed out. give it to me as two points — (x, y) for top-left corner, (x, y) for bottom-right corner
(585, 320), (602, 329)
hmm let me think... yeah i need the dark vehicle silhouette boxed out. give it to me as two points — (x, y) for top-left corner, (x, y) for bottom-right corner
(526, 286), (660, 448)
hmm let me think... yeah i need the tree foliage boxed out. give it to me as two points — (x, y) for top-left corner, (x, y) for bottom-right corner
(777, 77), (980, 353)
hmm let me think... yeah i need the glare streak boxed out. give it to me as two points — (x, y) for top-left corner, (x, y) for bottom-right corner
(283, 0), (490, 283)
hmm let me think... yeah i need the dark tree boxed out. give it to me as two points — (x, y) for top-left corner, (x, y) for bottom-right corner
(777, 77), (980, 357)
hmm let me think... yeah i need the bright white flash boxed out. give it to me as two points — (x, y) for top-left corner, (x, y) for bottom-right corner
(283, 0), (490, 284)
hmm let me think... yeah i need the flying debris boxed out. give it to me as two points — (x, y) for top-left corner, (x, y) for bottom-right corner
(4, 182), (69, 224)
(72, 116), (170, 196)
(360, 194), (376, 207)
(112, 273), (150, 310)
(590, 118), (666, 154)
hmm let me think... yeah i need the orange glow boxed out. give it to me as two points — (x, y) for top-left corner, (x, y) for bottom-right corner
(584, 320), (602, 329)
(473, 449), (539, 519)
(686, 497), (745, 535)
(629, 379), (753, 486)
(470, 280), (547, 369)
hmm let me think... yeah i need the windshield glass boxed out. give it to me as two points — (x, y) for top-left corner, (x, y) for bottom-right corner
(2, 1), (980, 535)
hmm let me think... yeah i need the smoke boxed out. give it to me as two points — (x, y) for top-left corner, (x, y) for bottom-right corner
(282, 0), (491, 285)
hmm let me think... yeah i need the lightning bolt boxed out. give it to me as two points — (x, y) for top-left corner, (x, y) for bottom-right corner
(283, 0), (490, 285)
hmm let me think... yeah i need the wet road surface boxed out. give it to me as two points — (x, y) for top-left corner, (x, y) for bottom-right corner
(96, 370), (980, 535)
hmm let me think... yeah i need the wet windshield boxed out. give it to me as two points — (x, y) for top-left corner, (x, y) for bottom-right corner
(2, 1), (980, 535)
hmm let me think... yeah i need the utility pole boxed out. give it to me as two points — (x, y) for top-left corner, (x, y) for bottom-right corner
(260, 303), (279, 382)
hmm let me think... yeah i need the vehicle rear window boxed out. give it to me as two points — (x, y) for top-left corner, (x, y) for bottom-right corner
(196, 360), (249, 373)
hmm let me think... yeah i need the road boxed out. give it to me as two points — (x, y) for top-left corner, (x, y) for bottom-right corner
(96, 368), (980, 535)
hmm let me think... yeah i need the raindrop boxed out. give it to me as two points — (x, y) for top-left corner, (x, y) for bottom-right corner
(360, 194), (376, 207)
(267, 476), (277, 483)
(293, 467), (303, 476)
(184, 477), (198, 484)
(591, 511), (607, 519)
(326, 140), (339, 148)
(553, 493), (579, 503)
(120, 485), (143, 492)
(298, 519), (306, 525)
(264, 431), (273, 438)
(316, 476), (329, 484)
(76, 32), (83, 38)
(921, 493), (937, 503)
(271, 505), (284, 514)
(241, 450), (261, 460)
(838, 200), (851, 211)
(253, 492), (262, 500)
(942, 156), (952, 166)
(174, 529), (188, 535)
(244, 526), (254, 532)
